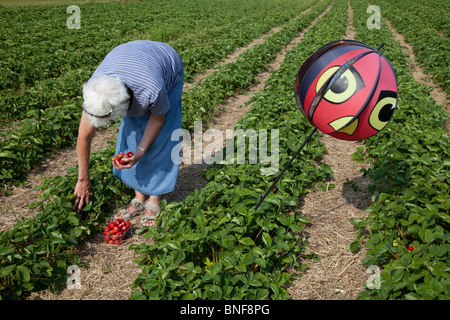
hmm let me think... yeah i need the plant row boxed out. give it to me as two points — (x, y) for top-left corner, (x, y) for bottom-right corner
(0, 0), (322, 194)
(0, 142), (131, 298)
(349, 0), (449, 300)
(0, 0), (310, 124)
(0, 0), (347, 299)
(0, 0), (306, 92)
(381, 0), (448, 38)
(376, 0), (449, 97)
(181, 0), (329, 131)
(128, 0), (348, 300)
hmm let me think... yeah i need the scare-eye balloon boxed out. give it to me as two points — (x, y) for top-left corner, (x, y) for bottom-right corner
(294, 39), (398, 140)
(255, 40), (398, 210)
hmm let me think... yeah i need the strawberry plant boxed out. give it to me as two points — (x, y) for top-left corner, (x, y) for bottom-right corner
(0, 0), (318, 193)
(0, 102), (81, 193)
(182, 0), (331, 131)
(376, 0), (449, 97)
(0, 142), (133, 298)
(0, 0), (333, 299)
(3, 0), (446, 301)
(128, 0), (348, 300)
(0, 0), (313, 124)
(350, 0), (449, 300)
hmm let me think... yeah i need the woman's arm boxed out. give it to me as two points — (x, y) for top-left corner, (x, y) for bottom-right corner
(137, 113), (165, 153)
(113, 113), (165, 169)
(73, 112), (96, 213)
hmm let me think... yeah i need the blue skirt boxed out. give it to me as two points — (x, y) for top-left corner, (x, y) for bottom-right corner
(113, 71), (183, 195)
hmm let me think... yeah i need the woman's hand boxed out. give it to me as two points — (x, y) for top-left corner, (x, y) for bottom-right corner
(112, 148), (145, 170)
(74, 112), (96, 213)
(112, 113), (165, 170)
(73, 179), (91, 213)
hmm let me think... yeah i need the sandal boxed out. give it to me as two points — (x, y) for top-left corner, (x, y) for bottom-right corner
(113, 198), (146, 221)
(140, 201), (162, 227)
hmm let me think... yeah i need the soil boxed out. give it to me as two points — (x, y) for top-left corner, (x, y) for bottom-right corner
(286, 3), (373, 299)
(384, 19), (449, 134)
(1, 1), (447, 300)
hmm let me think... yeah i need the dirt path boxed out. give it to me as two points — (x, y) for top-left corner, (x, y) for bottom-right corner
(24, 4), (331, 300)
(7, 0), (446, 301)
(287, 2), (449, 300)
(0, 5), (317, 232)
(287, 2), (374, 300)
(0, 128), (119, 231)
(384, 18), (449, 133)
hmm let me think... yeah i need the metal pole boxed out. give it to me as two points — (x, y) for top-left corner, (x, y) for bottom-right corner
(254, 127), (317, 210)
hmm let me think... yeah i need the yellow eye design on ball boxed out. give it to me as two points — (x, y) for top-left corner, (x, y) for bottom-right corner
(369, 91), (397, 131)
(316, 65), (365, 104)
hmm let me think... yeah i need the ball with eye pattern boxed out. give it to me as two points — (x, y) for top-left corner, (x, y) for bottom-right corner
(294, 40), (398, 141)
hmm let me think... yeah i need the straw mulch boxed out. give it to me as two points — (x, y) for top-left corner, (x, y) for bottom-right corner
(287, 135), (373, 300)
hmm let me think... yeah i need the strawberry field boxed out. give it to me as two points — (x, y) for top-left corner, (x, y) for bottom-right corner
(0, 0), (448, 301)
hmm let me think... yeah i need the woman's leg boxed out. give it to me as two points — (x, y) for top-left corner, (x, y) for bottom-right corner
(134, 190), (149, 204)
(114, 190), (149, 219)
(142, 195), (161, 226)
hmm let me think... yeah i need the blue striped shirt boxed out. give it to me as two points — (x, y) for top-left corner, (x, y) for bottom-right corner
(90, 40), (183, 116)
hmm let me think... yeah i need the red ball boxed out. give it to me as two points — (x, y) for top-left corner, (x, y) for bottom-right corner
(294, 40), (398, 141)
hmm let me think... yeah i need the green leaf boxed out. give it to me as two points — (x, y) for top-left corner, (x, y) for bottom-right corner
(249, 278), (262, 287)
(297, 216), (311, 224)
(0, 146), (18, 157)
(167, 240), (182, 251)
(0, 264), (16, 278)
(349, 240), (360, 253)
(254, 258), (267, 268)
(429, 278), (444, 294)
(239, 237), (255, 246)
(221, 238), (235, 250)
(419, 229), (430, 243)
(416, 284), (437, 299)
(277, 216), (290, 226)
(129, 290), (147, 300)
(143, 279), (159, 291)
(289, 223), (303, 232)
(404, 292), (421, 300)
(16, 265), (31, 282)
(261, 232), (272, 247)
(66, 215), (79, 226)
(428, 244), (448, 257)
(242, 253), (254, 266)
(235, 263), (246, 273)
(255, 288), (269, 300)
(207, 285), (223, 300)
(208, 263), (222, 278)
(28, 201), (41, 209)
(181, 293), (197, 300)
(0, 247), (14, 256)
